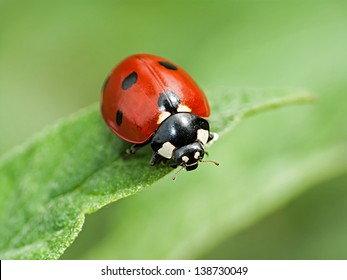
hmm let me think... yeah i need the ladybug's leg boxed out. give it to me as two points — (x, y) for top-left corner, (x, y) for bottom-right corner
(149, 152), (167, 166)
(126, 137), (152, 155)
(126, 143), (146, 154)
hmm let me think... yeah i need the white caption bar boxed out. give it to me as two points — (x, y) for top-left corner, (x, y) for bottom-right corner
(2, 260), (347, 280)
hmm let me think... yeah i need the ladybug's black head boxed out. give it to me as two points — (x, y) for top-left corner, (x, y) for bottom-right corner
(171, 141), (219, 180)
(172, 142), (205, 171)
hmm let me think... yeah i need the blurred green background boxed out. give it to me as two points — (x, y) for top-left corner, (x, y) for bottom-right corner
(1, 0), (347, 259)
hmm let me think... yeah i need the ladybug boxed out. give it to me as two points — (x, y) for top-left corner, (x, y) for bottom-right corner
(101, 54), (218, 179)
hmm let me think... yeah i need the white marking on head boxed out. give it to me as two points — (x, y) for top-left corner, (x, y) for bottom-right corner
(157, 142), (176, 159)
(157, 111), (171, 124)
(177, 104), (192, 112)
(197, 129), (209, 144)
(194, 151), (200, 159)
(182, 156), (189, 162)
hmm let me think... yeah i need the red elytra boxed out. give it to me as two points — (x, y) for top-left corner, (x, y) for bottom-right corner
(101, 54), (210, 144)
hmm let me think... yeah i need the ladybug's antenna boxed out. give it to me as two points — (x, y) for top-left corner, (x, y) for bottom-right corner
(201, 159), (220, 166)
(172, 166), (185, 180)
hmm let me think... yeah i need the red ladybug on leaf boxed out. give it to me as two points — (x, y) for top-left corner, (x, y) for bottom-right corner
(101, 54), (218, 179)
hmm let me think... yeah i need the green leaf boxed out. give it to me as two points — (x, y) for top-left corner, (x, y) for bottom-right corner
(202, 174), (347, 259)
(0, 88), (313, 259)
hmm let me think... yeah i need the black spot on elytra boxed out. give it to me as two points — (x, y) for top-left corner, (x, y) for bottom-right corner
(101, 76), (110, 93)
(158, 61), (178, 70)
(158, 90), (181, 113)
(116, 110), (123, 126)
(122, 72), (137, 90)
